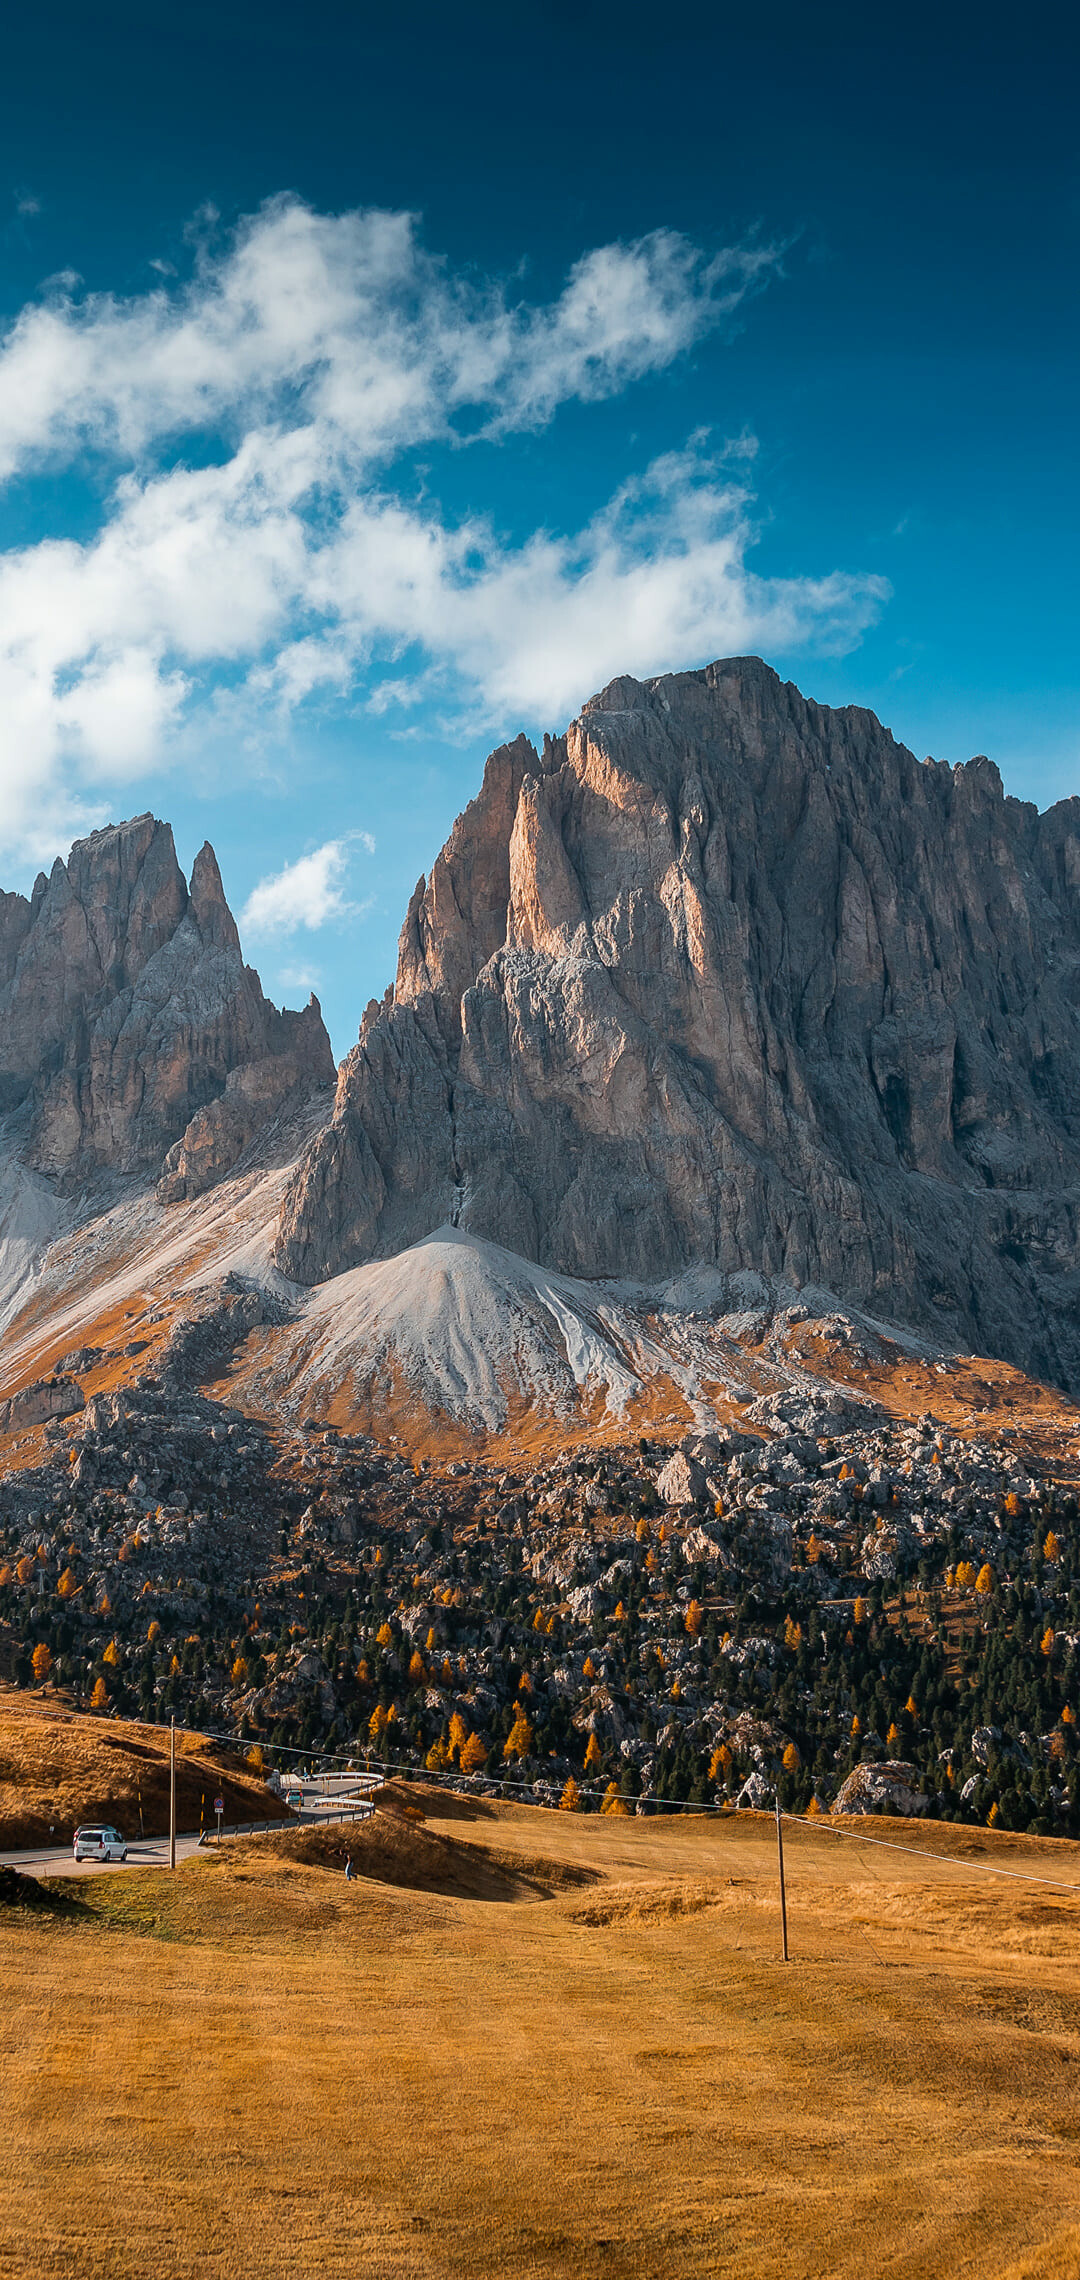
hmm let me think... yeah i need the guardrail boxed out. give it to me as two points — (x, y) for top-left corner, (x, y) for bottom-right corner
(200, 1803), (375, 1844)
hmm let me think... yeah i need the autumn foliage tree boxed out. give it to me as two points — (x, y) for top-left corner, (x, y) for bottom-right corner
(31, 1643), (52, 1684)
(583, 1731), (602, 1773)
(559, 1774), (581, 1811)
(90, 1677), (108, 1710)
(503, 1708), (534, 1762)
(460, 1732), (489, 1772)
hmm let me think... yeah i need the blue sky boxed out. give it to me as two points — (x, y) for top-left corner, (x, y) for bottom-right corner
(0, 0), (1076, 1055)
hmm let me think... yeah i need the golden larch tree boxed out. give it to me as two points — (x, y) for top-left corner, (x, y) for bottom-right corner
(600, 1782), (630, 1816)
(502, 1708), (534, 1762)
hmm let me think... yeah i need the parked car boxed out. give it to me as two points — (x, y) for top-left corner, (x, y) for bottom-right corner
(72, 1825), (128, 1863)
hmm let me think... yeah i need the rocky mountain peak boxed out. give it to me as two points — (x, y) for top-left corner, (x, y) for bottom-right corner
(274, 656), (1080, 1395)
(187, 840), (241, 953)
(0, 816), (333, 1189)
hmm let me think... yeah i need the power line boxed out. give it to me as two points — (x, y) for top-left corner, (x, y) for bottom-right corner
(189, 1722), (1080, 1884)
(780, 1810), (1080, 1897)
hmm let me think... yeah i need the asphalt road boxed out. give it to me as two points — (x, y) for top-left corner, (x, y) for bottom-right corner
(2, 1798), (376, 1879)
(1, 1832), (208, 1876)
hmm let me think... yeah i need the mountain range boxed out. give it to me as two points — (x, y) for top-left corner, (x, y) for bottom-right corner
(0, 656), (1078, 1442)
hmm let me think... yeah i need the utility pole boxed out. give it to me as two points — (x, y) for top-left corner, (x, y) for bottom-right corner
(775, 1794), (789, 1963)
(169, 1716), (176, 1871)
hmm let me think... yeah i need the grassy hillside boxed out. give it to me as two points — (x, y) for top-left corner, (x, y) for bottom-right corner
(3, 1790), (1080, 2277)
(0, 1689), (288, 1845)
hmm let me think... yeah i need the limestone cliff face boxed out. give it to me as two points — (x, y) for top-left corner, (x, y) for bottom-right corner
(0, 815), (333, 1188)
(274, 657), (1080, 1392)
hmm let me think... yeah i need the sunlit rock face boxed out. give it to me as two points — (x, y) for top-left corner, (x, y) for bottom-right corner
(0, 814), (333, 1188)
(275, 654), (1080, 1390)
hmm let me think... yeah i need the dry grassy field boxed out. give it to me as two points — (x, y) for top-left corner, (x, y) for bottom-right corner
(4, 1788), (1080, 2280)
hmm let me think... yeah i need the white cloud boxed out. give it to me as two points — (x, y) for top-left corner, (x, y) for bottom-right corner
(0, 197), (888, 861)
(0, 202), (769, 481)
(276, 962), (321, 996)
(241, 838), (363, 936)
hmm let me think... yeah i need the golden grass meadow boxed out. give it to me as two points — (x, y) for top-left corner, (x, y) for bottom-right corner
(4, 1786), (1080, 2280)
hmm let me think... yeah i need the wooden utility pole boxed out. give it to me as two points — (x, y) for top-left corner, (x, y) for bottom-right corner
(169, 1716), (176, 1871)
(775, 1794), (789, 1963)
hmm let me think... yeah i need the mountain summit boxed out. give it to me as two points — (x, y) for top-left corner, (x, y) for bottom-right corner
(275, 658), (1080, 1392)
(0, 814), (333, 1191)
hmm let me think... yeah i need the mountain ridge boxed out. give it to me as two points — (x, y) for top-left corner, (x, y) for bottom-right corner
(0, 812), (333, 1190)
(274, 656), (1080, 1393)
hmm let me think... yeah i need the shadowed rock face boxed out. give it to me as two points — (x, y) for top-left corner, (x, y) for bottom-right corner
(0, 814), (333, 1185)
(274, 657), (1080, 1393)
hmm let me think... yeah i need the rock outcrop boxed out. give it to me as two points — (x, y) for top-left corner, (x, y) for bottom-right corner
(833, 1762), (928, 1817)
(275, 657), (1080, 1393)
(0, 815), (333, 1189)
(0, 1374), (84, 1434)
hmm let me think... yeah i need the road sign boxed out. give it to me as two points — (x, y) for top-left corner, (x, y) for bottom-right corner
(214, 1796), (224, 1815)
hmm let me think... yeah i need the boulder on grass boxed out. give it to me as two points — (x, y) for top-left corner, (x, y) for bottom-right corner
(833, 1761), (928, 1817)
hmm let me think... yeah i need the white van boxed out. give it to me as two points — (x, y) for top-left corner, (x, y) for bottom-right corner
(72, 1825), (128, 1863)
